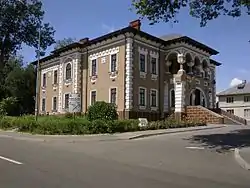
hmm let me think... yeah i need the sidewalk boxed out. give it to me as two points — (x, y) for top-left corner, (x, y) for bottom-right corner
(0, 124), (225, 143)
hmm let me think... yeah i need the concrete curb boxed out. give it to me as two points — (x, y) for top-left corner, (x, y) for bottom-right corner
(234, 148), (250, 171)
(129, 125), (225, 140)
(0, 125), (225, 142)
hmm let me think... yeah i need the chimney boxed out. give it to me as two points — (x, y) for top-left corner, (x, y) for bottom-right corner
(79, 37), (89, 44)
(129, 19), (141, 30)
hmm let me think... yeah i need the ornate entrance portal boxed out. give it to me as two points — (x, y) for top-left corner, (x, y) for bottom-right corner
(190, 88), (206, 107)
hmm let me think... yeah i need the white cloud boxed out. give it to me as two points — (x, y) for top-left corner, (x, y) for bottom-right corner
(230, 78), (243, 87)
(101, 23), (115, 33)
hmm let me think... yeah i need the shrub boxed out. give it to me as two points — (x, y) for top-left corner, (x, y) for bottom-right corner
(87, 101), (118, 121)
(0, 97), (20, 116)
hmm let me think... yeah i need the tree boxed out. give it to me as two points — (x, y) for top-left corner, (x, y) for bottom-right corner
(132, 0), (250, 27)
(54, 37), (76, 50)
(0, 0), (55, 69)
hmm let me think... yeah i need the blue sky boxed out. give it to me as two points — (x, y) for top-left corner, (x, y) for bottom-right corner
(20, 0), (250, 92)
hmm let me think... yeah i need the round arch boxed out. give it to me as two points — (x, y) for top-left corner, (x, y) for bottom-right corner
(189, 87), (207, 107)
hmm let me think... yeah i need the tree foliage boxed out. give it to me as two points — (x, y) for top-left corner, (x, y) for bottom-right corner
(132, 0), (250, 26)
(0, 56), (36, 115)
(0, 0), (55, 69)
(54, 37), (76, 50)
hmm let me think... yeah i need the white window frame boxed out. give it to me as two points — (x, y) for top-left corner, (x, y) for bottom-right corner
(41, 98), (46, 112)
(244, 96), (250, 102)
(90, 90), (97, 106)
(109, 53), (118, 72)
(90, 59), (98, 77)
(138, 47), (148, 78)
(109, 87), (118, 105)
(63, 92), (71, 110)
(64, 62), (73, 82)
(150, 89), (158, 111)
(52, 96), (57, 112)
(244, 109), (250, 118)
(138, 87), (147, 110)
(150, 51), (159, 80)
(52, 69), (58, 85)
(226, 97), (234, 103)
(42, 72), (46, 88)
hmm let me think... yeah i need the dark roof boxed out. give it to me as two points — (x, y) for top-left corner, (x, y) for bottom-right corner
(210, 59), (221, 66)
(32, 26), (219, 65)
(217, 81), (250, 96)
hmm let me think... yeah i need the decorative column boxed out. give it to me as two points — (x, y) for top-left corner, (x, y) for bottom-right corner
(166, 61), (172, 73)
(174, 53), (186, 120)
(125, 36), (134, 114)
(58, 59), (64, 113)
(187, 60), (194, 74)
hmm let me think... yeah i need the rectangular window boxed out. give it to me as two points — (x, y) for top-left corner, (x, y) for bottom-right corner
(226, 97), (234, 103)
(91, 91), (96, 105)
(226, 109), (234, 114)
(139, 88), (146, 106)
(151, 57), (157, 74)
(52, 97), (57, 111)
(110, 88), (117, 104)
(244, 109), (250, 118)
(42, 98), (46, 112)
(64, 94), (69, 109)
(110, 54), (117, 72)
(53, 70), (58, 84)
(42, 73), (46, 87)
(150, 89), (157, 107)
(91, 59), (97, 76)
(244, 96), (250, 102)
(139, 54), (146, 72)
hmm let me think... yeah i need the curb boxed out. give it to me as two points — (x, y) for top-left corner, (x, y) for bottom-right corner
(234, 148), (250, 171)
(129, 125), (225, 140)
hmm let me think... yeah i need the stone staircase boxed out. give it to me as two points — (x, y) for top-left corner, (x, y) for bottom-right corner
(186, 106), (247, 125)
(211, 108), (247, 125)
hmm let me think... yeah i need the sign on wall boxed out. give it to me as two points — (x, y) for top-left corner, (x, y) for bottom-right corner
(69, 94), (81, 113)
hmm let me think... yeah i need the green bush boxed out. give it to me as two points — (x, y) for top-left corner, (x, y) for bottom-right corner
(0, 97), (20, 116)
(87, 101), (118, 121)
(0, 114), (206, 135)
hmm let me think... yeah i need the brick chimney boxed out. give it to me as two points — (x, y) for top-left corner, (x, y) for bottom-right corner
(129, 19), (141, 30)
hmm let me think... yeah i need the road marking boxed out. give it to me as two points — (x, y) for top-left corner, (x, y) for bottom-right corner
(0, 155), (23, 165)
(186, 146), (205, 150)
(234, 148), (250, 171)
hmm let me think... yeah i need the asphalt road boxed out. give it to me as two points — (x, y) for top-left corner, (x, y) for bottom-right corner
(0, 126), (250, 188)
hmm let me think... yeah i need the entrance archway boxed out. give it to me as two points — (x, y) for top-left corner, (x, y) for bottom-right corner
(189, 88), (207, 107)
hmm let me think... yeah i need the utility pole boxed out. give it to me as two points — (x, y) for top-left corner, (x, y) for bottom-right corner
(34, 25), (41, 121)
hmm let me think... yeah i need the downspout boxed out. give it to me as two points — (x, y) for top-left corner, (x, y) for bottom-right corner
(123, 34), (127, 119)
(84, 48), (89, 114)
(158, 45), (162, 119)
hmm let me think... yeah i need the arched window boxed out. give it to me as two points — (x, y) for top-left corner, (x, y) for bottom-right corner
(65, 63), (71, 80)
(170, 89), (175, 108)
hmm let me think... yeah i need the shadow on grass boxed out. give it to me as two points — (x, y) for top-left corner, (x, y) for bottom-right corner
(187, 128), (250, 153)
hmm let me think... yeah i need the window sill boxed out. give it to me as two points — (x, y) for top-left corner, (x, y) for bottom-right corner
(139, 105), (146, 110)
(64, 79), (72, 85)
(151, 74), (158, 80)
(90, 75), (98, 83)
(109, 71), (118, 79)
(150, 106), (158, 111)
(140, 72), (147, 79)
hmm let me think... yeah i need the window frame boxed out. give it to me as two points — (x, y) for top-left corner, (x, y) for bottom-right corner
(91, 59), (97, 77)
(150, 89), (158, 109)
(138, 87), (147, 109)
(244, 109), (250, 118)
(244, 96), (250, 102)
(110, 54), (117, 73)
(226, 97), (234, 103)
(42, 73), (46, 87)
(41, 98), (46, 112)
(139, 53), (146, 73)
(64, 93), (70, 110)
(53, 70), (58, 85)
(52, 96), (57, 112)
(65, 63), (72, 81)
(90, 90), (97, 105)
(109, 87), (117, 105)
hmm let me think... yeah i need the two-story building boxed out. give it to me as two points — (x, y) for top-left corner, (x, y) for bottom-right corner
(33, 20), (221, 120)
(217, 81), (250, 122)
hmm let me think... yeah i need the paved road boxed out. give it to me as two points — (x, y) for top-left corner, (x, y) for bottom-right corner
(0, 126), (250, 187)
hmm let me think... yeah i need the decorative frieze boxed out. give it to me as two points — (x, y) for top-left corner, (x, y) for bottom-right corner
(89, 47), (120, 60)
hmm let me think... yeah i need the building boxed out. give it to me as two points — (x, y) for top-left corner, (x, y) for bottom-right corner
(217, 81), (250, 122)
(34, 20), (221, 120)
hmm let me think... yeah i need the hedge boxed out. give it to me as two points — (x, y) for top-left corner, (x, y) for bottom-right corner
(0, 115), (206, 135)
